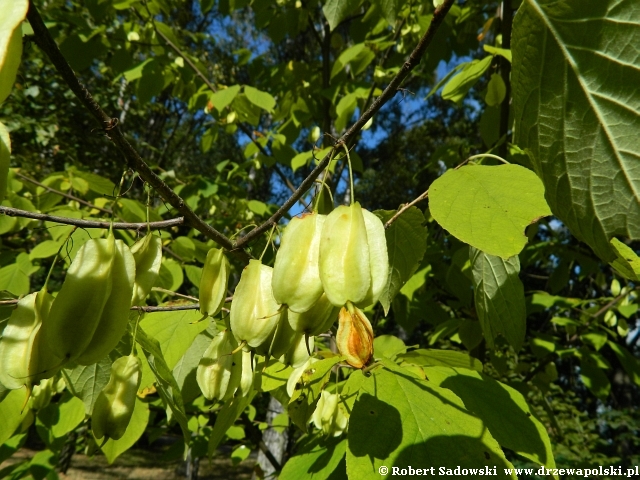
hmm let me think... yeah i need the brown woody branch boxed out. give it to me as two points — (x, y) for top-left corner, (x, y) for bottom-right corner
(233, 0), (456, 249)
(0, 205), (183, 231)
(26, 2), (239, 256)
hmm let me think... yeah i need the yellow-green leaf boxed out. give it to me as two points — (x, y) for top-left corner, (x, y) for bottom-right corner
(429, 164), (551, 258)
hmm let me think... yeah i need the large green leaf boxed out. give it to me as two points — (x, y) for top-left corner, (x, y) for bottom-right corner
(139, 309), (208, 370)
(397, 349), (483, 372)
(470, 247), (526, 351)
(441, 56), (492, 104)
(426, 366), (556, 470)
(323, 0), (363, 31)
(136, 326), (190, 443)
(429, 164), (551, 258)
(0, 389), (31, 445)
(375, 208), (428, 314)
(244, 86), (276, 112)
(0, 0), (28, 103)
(37, 392), (85, 441)
(208, 392), (255, 455)
(346, 367), (516, 479)
(63, 357), (112, 414)
(512, 0), (640, 261)
(280, 436), (346, 480)
(609, 238), (640, 281)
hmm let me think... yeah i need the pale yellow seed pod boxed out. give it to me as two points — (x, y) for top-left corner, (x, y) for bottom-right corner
(29, 377), (55, 410)
(229, 260), (281, 348)
(312, 390), (349, 437)
(319, 202), (371, 307)
(288, 293), (339, 336)
(199, 248), (230, 317)
(92, 355), (142, 441)
(272, 213), (325, 313)
(42, 235), (116, 362)
(357, 209), (389, 308)
(239, 348), (254, 397)
(131, 233), (162, 306)
(196, 330), (236, 401)
(0, 289), (57, 390)
(76, 239), (136, 366)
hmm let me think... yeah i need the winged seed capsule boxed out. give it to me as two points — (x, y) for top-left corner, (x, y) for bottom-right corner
(319, 203), (370, 307)
(199, 248), (230, 318)
(272, 212), (325, 313)
(196, 330), (238, 401)
(312, 390), (349, 437)
(130, 233), (163, 306)
(92, 354), (142, 441)
(230, 260), (281, 348)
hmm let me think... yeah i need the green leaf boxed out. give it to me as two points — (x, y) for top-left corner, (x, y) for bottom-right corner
(398, 349), (483, 372)
(244, 85), (276, 112)
(99, 398), (150, 464)
(485, 73), (506, 106)
(470, 247), (526, 351)
(0, 0), (28, 103)
(429, 164), (551, 258)
(139, 309), (207, 371)
(577, 348), (611, 400)
(0, 122), (10, 203)
(257, 358), (293, 393)
(512, 0), (640, 261)
(0, 389), (31, 445)
(323, 0), (363, 31)
(330, 44), (365, 79)
(441, 56), (492, 103)
(29, 240), (63, 260)
(70, 169), (116, 196)
(63, 358), (112, 415)
(172, 331), (211, 403)
(373, 0), (397, 25)
(37, 392), (85, 439)
(0, 261), (30, 295)
(208, 393), (255, 455)
(210, 85), (241, 112)
(136, 326), (190, 443)
(373, 335), (406, 361)
(483, 45), (512, 62)
(158, 258), (184, 292)
(609, 238), (640, 281)
(289, 356), (343, 432)
(374, 208), (427, 314)
(346, 368), (516, 478)
(425, 366), (556, 470)
(280, 436), (346, 480)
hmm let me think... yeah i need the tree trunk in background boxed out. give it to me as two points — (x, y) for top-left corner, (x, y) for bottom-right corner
(254, 396), (288, 479)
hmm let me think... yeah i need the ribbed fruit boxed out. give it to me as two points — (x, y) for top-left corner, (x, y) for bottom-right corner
(230, 260), (281, 348)
(272, 213), (325, 313)
(319, 203), (371, 307)
(336, 305), (374, 369)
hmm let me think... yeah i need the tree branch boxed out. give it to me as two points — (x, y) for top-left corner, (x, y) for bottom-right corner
(0, 205), (184, 231)
(233, 0), (456, 249)
(26, 1), (238, 255)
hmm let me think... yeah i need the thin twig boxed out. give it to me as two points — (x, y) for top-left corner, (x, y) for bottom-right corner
(0, 299), (202, 312)
(384, 190), (429, 229)
(0, 205), (183, 231)
(26, 2), (239, 256)
(15, 172), (112, 214)
(234, 0), (456, 249)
